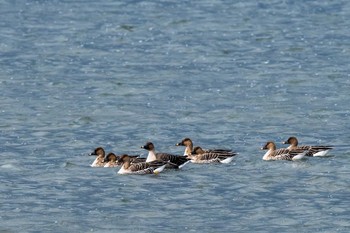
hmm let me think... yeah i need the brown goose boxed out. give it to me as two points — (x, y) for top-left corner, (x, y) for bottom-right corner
(282, 136), (333, 157)
(141, 142), (189, 168)
(176, 137), (234, 157)
(261, 141), (307, 161)
(90, 147), (106, 167)
(117, 154), (167, 175)
(175, 138), (194, 156)
(103, 153), (119, 167)
(188, 146), (237, 163)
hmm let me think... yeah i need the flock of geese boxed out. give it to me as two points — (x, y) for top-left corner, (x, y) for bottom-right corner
(89, 137), (333, 175)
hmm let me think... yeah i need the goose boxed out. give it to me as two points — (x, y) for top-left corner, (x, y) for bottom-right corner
(141, 142), (189, 168)
(188, 146), (237, 164)
(261, 141), (307, 161)
(175, 137), (194, 156)
(90, 147), (106, 167)
(103, 153), (146, 167)
(176, 137), (233, 156)
(282, 136), (333, 157)
(104, 153), (119, 167)
(117, 154), (167, 175)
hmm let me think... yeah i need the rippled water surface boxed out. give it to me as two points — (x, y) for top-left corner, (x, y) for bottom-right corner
(1, 0), (350, 232)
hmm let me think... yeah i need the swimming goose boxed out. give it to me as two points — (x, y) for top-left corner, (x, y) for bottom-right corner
(104, 153), (146, 167)
(141, 142), (189, 168)
(175, 137), (233, 156)
(188, 146), (237, 164)
(104, 153), (119, 167)
(261, 141), (308, 161)
(282, 136), (333, 157)
(175, 138), (194, 156)
(117, 154), (167, 175)
(90, 147), (106, 167)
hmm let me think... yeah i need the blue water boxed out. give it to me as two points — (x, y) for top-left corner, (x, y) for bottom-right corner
(1, 0), (350, 232)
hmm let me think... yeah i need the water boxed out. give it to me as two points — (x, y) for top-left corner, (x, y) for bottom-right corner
(1, 0), (350, 232)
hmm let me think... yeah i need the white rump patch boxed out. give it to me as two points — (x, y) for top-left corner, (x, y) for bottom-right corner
(220, 156), (234, 164)
(153, 164), (166, 174)
(313, 150), (330, 157)
(292, 151), (307, 160)
(178, 161), (190, 169)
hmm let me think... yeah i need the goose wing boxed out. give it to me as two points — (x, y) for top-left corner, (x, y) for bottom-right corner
(205, 148), (232, 154)
(217, 151), (237, 160)
(156, 153), (189, 166)
(193, 152), (221, 163)
(271, 148), (294, 160)
(128, 160), (168, 174)
(130, 157), (146, 163)
(298, 145), (332, 156)
(273, 148), (307, 160)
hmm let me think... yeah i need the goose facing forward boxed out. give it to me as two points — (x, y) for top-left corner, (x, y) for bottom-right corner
(175, 137), (233, 156)
(141, 142), (189, 168)
(189, 146), (237, 164)
(283, 136), (333, 157)
(261, 141), (307, 161)
(117, 154), (167, 175)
